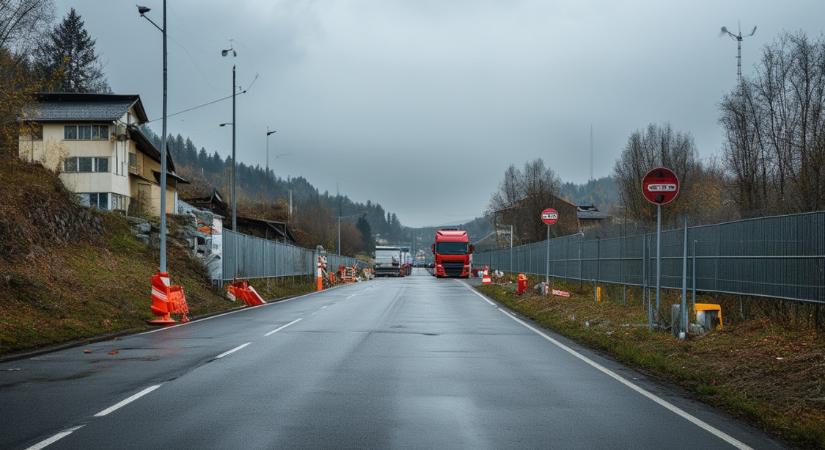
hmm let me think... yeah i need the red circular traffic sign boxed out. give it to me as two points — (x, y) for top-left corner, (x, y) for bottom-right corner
(541, 208), (559, 225)
(642, 167), (680, 205)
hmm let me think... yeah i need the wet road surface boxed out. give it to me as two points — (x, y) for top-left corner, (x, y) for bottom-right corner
(1, 269), (782, 449)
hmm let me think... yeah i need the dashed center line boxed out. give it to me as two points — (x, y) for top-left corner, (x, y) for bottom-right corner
(321, 305), (329, 309)
(264, 318), (302, 336)
(26, 425), (85, 450)
(94, 384), (162, 417)
(215, 342), (251, 359)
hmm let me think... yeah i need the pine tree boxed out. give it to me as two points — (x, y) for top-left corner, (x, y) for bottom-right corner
(35, 8), (109, 93)
(356, 214), (374, 253)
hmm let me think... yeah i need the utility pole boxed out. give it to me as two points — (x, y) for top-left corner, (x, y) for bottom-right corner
(231, 64), (236, 231)
(337, 183), (341, 255)
(266, 128), (277, 180)
(221, 43), (238, 230)
(137, 2), (168, 272)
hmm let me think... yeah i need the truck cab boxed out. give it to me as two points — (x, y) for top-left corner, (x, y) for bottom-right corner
(374, 246), (403, 277)
(432, 229), (473, 278)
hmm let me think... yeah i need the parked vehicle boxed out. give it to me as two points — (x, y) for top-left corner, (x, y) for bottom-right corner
(374, 246), (403, 277)
(432, 229), (473, 278)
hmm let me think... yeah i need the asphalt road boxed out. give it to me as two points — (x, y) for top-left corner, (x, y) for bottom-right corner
(1, 269), (783, 449)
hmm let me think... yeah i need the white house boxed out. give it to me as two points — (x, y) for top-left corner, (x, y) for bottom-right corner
(18, 92), (187, 215)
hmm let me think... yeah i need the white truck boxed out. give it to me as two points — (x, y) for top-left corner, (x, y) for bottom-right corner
(373, 246), (403, 277)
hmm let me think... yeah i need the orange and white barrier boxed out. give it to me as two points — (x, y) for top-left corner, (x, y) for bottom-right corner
(481, 266), (492, 285)
(316, 255), (327, 291)
(226, 280), (266, 307)
(147, 271), (189, 326)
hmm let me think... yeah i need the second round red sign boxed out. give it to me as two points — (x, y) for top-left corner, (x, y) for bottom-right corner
(541, 208), (559, 225)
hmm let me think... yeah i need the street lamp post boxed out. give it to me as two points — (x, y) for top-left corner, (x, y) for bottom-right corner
(137, 3), (168, 273)
(266, 128), (277, 179)
(221, 45), (237, 230)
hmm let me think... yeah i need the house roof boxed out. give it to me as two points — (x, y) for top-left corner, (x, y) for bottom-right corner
(577, 205), (611, 221)
(129, 125), (176, 172)
(23, 92), (149, 123)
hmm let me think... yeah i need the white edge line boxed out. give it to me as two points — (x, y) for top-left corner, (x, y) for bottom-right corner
(93, 384), (162, 417)
(459, 280), (496, 306)
(264, 318), (302, 337)
(25, 425), (85, 450)
(215, 342), (251, 359)
(494, 306), (752, 450)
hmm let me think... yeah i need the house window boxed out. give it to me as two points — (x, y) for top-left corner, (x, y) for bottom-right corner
(64, 125), (109, 141)
(88, 192), (109, 210)
(63, 157), (110, 173)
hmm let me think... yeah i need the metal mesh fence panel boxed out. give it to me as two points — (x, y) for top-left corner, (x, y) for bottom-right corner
(473, 212), (825, 304)
(222, 229), (367, 281)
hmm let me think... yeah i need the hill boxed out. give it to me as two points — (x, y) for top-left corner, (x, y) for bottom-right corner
(0, 160), (235, 355)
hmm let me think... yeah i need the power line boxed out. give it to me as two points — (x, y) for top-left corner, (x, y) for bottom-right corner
(147, 89), (248, 122)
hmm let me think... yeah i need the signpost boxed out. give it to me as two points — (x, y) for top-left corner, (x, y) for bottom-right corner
(641, 167), (680, 331)
(541, 208), (559, 292)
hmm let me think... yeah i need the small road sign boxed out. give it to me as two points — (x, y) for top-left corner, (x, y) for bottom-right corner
(541, 208), (559, 225)
(642, 167), (680, 205)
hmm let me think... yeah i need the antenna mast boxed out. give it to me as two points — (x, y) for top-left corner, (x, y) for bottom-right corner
(589, 124), (594, 182)
(721, 23), (757, 85)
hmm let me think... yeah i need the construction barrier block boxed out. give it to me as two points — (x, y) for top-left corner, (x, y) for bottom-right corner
(147, 271), (189, 325)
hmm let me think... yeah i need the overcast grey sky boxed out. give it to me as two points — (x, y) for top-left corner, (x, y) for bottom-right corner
(56, 0), (824, 226)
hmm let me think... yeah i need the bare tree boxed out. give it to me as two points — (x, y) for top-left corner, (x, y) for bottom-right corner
(613, 123), (702, 224)
(720, 32), (825, 215)
(489, 158), (574, 242)
(0, 0), (53, 53)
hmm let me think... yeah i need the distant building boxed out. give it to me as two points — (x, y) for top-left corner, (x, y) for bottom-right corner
(182, 189), (296, 244)
(18, 92), (187, 215)
(577, 204), (611, 229)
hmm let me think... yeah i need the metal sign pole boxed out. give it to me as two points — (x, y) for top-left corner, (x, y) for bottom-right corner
(655, 204), (662, 325)
(544, 225), (550, 293)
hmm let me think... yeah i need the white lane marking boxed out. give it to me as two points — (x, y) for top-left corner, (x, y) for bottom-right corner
(459, 281), (496, 306)
(93, 384), (163, 417)
(321, 305), (329, 310)
(264, 318), (302, 337)
(495, 307), (752, 450)
(25, 425), (85, 450)
(215, 342), (251, 359)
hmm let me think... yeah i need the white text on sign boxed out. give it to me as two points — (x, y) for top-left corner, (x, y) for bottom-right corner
(647, 183), (678, 192)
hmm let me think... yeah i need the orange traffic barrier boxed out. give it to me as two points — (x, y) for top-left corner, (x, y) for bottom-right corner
(147, 271), (189, 326)
(481, 266), (492, 285)
(226, 280), (266, 307)
(340, 265), (358, 283)
(516, 273), (528, 295)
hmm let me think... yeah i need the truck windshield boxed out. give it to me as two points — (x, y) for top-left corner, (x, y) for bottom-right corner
(375, 250), (399, 262)
(436, 242), (468, 255)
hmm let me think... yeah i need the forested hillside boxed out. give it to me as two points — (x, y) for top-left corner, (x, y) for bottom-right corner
(143, 129), (406, 254)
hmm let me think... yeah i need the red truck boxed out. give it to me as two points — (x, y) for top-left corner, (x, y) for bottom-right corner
(432, 229), (474, 278)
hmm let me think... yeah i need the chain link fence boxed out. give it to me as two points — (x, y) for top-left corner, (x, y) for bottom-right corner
(473, 211), (825, 304)
(221, 229), (366, 282)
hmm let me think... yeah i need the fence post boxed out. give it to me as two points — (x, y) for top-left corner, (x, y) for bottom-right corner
(578, 235), (583, 289)
(692, 239), (697, 308)
(644, 234), (652, 331)
(594, 237), (600, 304)
(680, 217), (688, 340)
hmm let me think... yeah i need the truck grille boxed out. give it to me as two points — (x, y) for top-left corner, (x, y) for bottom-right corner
(442, 261), (465, 276)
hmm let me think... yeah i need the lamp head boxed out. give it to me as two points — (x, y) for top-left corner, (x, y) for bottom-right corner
(137, 5), (151, 16)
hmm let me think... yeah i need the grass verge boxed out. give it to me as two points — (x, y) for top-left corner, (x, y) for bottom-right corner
(477, 279), (825, 448)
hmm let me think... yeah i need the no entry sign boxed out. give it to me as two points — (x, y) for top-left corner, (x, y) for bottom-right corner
(642, 167), (680, 205)
(541, 208), (559, 225)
